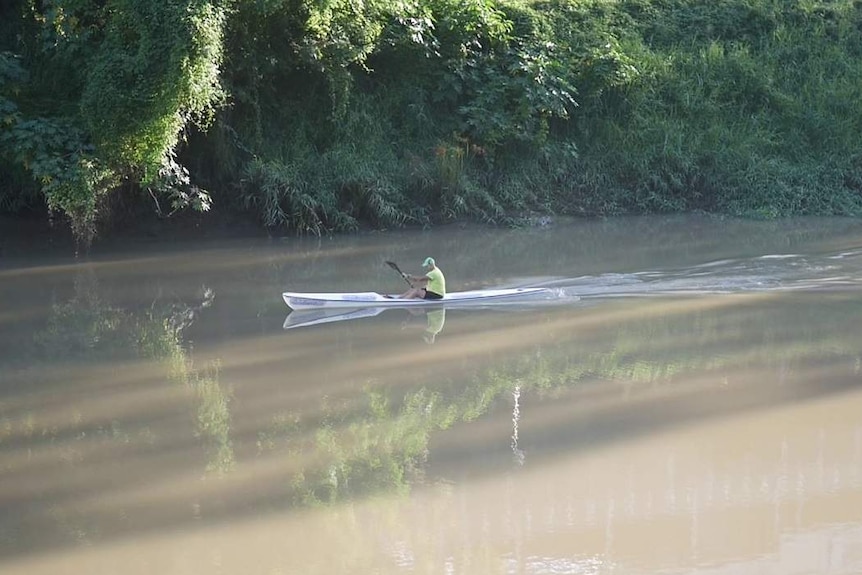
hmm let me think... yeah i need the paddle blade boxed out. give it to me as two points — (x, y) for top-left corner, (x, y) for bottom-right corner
(385, 260), (402, 274)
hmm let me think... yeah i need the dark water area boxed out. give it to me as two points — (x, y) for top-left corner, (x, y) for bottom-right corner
(1, 215), (861, 574)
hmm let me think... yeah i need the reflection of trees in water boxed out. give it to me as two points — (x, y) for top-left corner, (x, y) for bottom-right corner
(27, 270), (232, 474)
(2, 272), (233, 551)
(153, 287), (234, 475)
(257, 388), (438, 505)
(35, 268), (134, 358)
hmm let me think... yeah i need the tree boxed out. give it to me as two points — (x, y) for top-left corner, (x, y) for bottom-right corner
(0, 0), (229, 244)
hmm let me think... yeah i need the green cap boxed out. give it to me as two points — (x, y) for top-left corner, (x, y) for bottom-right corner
(422, 257), (435, 267)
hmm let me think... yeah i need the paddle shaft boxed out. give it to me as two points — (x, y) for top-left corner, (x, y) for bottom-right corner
(386, 261), (413, 287)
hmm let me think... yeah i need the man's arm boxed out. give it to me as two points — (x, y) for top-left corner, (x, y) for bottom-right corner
(407, 274), (430, 287)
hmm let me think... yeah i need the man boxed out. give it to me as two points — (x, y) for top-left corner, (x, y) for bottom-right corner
(399, 257), (446, 300)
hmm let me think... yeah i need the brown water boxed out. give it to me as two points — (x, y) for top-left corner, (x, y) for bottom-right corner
(1, 215), (862, 574)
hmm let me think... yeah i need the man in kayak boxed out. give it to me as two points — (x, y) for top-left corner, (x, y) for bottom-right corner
(399, 257), (446, 300)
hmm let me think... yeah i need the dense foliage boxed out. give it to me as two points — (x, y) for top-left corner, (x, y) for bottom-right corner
(2, 0), (862, 242)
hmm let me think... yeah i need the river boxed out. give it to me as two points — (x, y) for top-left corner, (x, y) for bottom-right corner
(1, 215), (861, 574)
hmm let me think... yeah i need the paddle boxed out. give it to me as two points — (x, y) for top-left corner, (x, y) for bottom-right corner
(386, 260), (412, 286)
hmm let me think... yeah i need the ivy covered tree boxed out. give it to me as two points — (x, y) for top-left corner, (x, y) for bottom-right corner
(0, 0), (228, 245)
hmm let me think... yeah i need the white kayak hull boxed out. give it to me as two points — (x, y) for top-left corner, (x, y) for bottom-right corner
(283, 288), (554, 310)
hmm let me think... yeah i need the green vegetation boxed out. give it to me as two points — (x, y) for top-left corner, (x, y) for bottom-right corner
(2, 0), (862, 242)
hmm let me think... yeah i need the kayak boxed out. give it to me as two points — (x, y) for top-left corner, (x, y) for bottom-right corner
(282, 287), (554, 311)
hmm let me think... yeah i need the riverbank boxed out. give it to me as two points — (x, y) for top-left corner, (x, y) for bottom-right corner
(4, 1), (862, 245)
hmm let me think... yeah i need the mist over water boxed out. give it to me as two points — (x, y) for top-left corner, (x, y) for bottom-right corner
(1, 215), (862, 574)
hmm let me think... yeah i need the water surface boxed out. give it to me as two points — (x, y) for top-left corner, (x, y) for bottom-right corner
(1, 215), (861, 574)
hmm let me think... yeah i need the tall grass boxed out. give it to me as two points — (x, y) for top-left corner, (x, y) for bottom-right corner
(563, 1), (862, 218)
(220, 0), (862, 230)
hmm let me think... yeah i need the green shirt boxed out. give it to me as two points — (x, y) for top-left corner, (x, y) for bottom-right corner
(426, 267), (446, 296)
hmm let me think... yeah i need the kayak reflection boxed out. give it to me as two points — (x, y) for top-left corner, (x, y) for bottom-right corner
(283, 306), (446, 344)
(282, 306), (390, 329)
